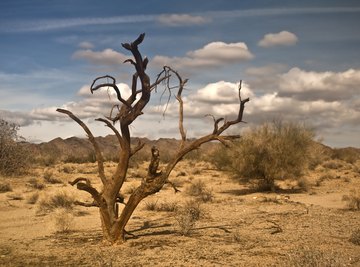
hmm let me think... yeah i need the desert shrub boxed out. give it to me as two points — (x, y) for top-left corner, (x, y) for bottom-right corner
(144, 200), (178, 212)
(0, 182), (12, 193)
(322, 160), (343, 170)
(0, 119), (29, 176)
(61, 165), (73, 174)
(297, 177), (311, 192)
(315, 172), (335, 187)
(186, 179), (213, 202)
(64, 152), (96, 164)
(27, 192), (40, 204)
(145, 200), (179, 212)
(349, 229), (360, 245)
(342, 189), (360, 210)
(157, 201), (178, 212)
(332, 148), (360, 164)
(43, 171), (62, 184)
(230, 121), (315, 191)
(308, 142), (329, 170)
(144, 200), (158, 211)
(38, 191), (74, 214)
(287, 246), (343, 267)
(175, 200), (203, 236)
(27, 178), (45, 190)
(208, 145), (233, 171)
(52, 208), (74, 233)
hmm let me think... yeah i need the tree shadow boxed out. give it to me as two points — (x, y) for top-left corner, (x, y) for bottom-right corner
(194, 224), (233, 233)
(127, 222), (175, 239)
(220, 188), (259, 196)
(221, 187), (304, 196)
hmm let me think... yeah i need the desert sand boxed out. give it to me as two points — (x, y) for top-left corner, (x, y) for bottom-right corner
(0, 159), (359, 266)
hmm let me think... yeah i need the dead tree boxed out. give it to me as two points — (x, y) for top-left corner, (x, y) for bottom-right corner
(57, 33), (249, 244)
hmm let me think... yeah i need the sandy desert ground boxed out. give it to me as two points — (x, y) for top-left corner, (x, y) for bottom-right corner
(0, 159), (359, 266)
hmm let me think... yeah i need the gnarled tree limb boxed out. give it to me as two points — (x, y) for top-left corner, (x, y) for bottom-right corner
(56, 109), (107, 185)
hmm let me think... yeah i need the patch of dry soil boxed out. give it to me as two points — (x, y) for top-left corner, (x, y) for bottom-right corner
(0, 161), (359, 266)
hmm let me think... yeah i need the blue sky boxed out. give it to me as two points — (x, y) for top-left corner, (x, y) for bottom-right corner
(1, 0), (360, 147)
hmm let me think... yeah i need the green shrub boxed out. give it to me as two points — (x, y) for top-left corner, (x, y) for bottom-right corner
(230, 121), (315, 191)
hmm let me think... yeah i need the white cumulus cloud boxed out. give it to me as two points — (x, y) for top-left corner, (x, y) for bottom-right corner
(72, 48), (128, 65)
(278, 67), (360, 101)
(258, 31), (298, 47)
(152, 41), (253, 70)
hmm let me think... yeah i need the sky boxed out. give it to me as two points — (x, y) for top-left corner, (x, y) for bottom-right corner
(0, 0), (360, 147)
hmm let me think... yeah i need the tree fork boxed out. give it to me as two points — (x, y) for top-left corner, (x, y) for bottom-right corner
(57, 33), (249, 244)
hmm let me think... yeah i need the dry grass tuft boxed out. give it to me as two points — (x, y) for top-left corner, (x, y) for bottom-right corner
(27, 178), (45, 190)
(286, 246), (343, 266)
(52, 208), (74, 233)
(175, 200), (203, 236)
(43, 170), (62, 184)
(349, 229), (360, 245)
(322, 160), (343, 170)
(27, 192), (40, 204)
(144, 200), (178, 212)
(186, 179), (213, 202)
(342, 189), (360, 210)
(0, 182), (12, 193)
(37, 191), (74, 214)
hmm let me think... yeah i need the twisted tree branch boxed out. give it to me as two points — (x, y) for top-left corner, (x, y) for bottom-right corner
(56, 109), (107, 184)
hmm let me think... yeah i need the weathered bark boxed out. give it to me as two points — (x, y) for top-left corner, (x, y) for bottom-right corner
(57, 33), (250, 244)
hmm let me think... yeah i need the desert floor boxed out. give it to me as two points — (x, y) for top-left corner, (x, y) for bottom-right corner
(0, 160), (359, 266)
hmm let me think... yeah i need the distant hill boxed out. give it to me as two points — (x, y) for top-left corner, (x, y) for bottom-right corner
(23, 135), (360, 165)
(24, 135), (218, 164)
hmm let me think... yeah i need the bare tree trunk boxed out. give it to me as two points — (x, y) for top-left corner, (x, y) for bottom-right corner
(57, 33), (250, 244)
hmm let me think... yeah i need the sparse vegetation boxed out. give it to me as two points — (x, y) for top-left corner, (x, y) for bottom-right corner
(0, 182), (12, 193)
(37, 191), (74, 214)
(144, 200), (178, 212)
(52, 208), (74, 233)
(27, 192), (40, 204)
(349, 229), (360, 245)
(332, 148), (360, 164)
(175, 200), (203, 236)
(322, 160), (344, 170)
(27, 178), (45, 190)
(286, 246), (343, 267)
(43, 171), (62, 184)
(220, 120), (315, 191)
(342, 189), (360, 210)
(186, 179), (213, 202)
(0, 119), (29, 176)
